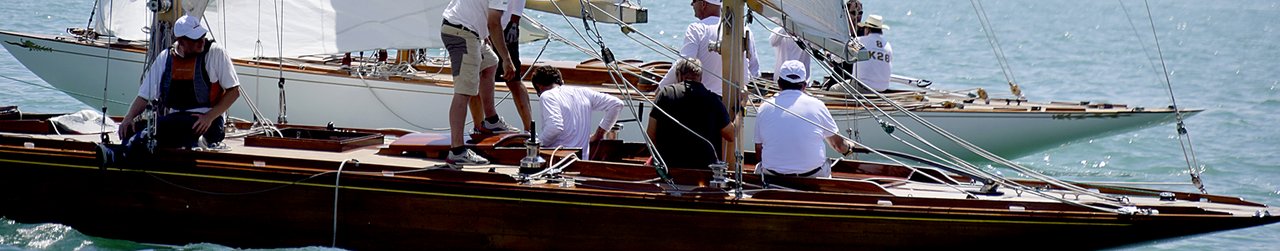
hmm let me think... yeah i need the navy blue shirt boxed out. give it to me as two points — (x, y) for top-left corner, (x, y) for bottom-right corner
(650, 81), (731, 169)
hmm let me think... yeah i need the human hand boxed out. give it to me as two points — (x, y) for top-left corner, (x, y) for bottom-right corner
(191, 113), (217, 135)
(118, 119), (133, 139)
(503, 62), (518, 80)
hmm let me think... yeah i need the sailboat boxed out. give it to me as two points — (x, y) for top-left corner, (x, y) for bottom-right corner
(0, 0), (1275, 250)
(0, 0), (1196, 161)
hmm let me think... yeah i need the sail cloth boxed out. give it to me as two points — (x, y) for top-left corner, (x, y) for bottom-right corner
(750, 0), (855, 60)
(203, 0), (449, 59)
(92, 0), (150, 41)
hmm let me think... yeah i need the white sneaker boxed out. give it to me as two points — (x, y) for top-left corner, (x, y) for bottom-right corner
(446, 149), (490, 166)
(481, 118), (520, 133)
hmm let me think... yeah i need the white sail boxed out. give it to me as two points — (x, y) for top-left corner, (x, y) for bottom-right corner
(91, 0), (150, 41)
(204, 0), (451, 59)
(752, 0), (855, 60)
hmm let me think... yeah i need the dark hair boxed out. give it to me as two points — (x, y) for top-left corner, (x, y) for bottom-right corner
(778, 78), (806, 90)
(530, 65), (562, 87)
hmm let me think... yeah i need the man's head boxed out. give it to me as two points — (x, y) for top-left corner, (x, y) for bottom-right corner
(691, 0), (722, 19)
(776, 60), (808, 90)
(173, 15), (208, 57)
(857, 14), (889, 35)
(847, 0), (863, 34)
(530, 65), (563, 95)
(674, 58), (703, 84)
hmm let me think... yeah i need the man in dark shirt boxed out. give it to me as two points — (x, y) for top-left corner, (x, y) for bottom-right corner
(646, 58), (736, 169)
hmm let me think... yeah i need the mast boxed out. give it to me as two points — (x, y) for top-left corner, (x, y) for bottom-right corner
(720, 0), (746, 189)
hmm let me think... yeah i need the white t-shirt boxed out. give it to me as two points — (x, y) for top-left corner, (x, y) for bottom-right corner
(769, 27), (811, 82)
(538, 85), (624, 154)
(657, 16), (760, 96)
(137, 43), (241, 114)
(853, 33), (892, 91)
(754, 90), (838, 175)
(443, 0), (499, 38)
(489, 0), (526, 28)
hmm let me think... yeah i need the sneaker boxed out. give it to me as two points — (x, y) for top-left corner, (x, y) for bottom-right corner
(446, 149), (490, 166)
(481, 118), (520, 133)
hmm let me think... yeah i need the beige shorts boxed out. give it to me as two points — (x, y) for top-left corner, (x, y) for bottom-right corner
(441, 23), (498, 96)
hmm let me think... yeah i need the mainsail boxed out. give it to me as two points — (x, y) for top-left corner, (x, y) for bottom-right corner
(750, 0), (855, 60)
(204, 0), (451, 59)
(90, 0), (553, 59)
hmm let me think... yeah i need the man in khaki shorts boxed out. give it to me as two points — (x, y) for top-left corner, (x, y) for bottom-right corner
(440, 0), (521, 165)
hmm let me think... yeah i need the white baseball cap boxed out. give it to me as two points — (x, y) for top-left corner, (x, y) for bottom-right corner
(777, 60), (808, 84)
(173, 15), (208, 39)
(703, 0), (723, 6)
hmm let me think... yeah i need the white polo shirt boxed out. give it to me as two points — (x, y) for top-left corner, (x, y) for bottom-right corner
(538, 85), (624, 154)
(489, 0), (526, 28)
(137, 44), (240, 114)
(853, 33), (892, 91)
(769, 27), (811, 82)
(754, 90), (838, 174)
(443, 0), (501, 38)
(657, 16), (760, 96)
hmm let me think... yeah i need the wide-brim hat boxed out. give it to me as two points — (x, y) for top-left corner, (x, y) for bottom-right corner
(857, 14), (889, 30)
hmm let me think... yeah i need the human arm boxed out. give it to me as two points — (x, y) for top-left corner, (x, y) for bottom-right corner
(746, 29), (760, 78)
(192, 86), (239, 135)
(487, 9), (517, 78)
(826, 134), (856, 156)
(118, 97), (149, 139)
(658, 24), (705, 87)
(121, 51), (168, 138)
(588, 90), (624, 143)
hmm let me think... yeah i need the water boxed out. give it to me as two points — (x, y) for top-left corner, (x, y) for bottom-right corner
(2, 0), (1278, 250)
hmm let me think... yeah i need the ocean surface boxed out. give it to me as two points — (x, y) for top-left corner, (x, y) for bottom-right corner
(2, 0), (1279, 250)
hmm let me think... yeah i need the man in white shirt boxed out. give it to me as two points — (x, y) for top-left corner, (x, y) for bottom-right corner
(768, 26), (810, 82)
(754, 60), (855, 178)
(439, 0), (524, 165)
(655, 0), (760, 97)
(484, 0), (534, 131)
(530, 65), (624, 156)
(853, 14), (893, 92)
(118, 14), (241, 149)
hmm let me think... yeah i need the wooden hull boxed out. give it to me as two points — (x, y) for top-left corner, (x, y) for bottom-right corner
(1, 136), (1275, 250)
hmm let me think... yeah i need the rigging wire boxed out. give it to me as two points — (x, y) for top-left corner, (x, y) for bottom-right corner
(98, 0), (114, 144)
(1141, 0), (1205, 193)
(968, 0), (1023, 98)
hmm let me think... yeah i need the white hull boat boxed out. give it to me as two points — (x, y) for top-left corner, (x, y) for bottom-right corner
(0, 30), (1194, 160)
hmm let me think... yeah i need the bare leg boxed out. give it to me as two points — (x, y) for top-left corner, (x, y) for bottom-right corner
(469, 96), (484, 132)
(450, 93), (473, 148)
(479, 66), (500, 119)
(507, 79), (533, 130)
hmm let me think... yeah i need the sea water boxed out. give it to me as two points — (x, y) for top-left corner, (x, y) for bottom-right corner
(2, 0), (1278, 250)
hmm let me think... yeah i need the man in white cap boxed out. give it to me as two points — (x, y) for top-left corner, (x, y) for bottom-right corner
(754, 60), (855, 178)
(852, 14), (893, 92)
(655, 0), (760, 97)
(119, 14), (241, 149)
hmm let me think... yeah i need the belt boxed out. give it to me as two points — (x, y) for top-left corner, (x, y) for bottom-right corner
(763, 166), (822, 177)
(442, 19), (478, 37)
